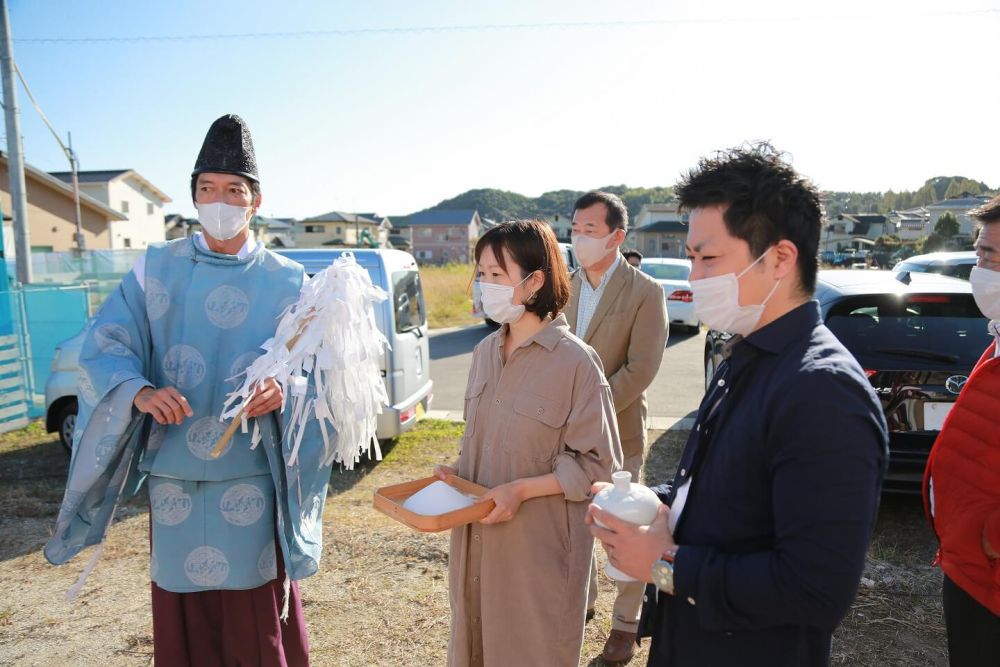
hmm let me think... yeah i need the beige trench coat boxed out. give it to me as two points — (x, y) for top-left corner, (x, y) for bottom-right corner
(448, 314), (623, 667)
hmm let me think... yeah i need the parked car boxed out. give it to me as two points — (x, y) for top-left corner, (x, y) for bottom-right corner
(639, 257), (700, 334)
(46, 327), (87, 450)
(45, 248), (433, 451)
(703, 269), (991, 493)
(892, 250), (978, 281)
(472, 241), (578, 327)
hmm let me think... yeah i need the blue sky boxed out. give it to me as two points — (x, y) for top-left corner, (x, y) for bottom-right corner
(7, 0), (1000, 219)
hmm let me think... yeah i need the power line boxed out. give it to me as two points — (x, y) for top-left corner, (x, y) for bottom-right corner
(14, 9), (1000, 44)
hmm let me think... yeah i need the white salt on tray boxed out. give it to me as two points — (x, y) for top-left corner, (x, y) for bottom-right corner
(403, 480), (476, 516)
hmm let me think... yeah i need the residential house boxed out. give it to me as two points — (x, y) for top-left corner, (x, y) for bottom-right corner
(542, 213), (573, 242)
(926, 196), (992, 240)
(294, 211), (391, 248)
(254, 216), (295, 248)
(50, 169), (170, 249)
(629, 220), (688, 258)
(403, 209), (481, 264)
(888, 207), (930, 243)
(820, 214), (893, 252)
(0, 151), (126, 255)
(164, 213), (197, 240)
(633, 202), (684, 229)
(629, 202), (687, 257)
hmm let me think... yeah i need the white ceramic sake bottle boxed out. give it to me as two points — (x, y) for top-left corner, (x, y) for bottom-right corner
(595, 470), (662, 582)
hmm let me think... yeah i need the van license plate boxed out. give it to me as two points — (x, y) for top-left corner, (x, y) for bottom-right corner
(923, 402), (954, 430)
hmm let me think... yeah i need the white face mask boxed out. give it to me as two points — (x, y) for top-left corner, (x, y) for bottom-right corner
(197, 202), (251, 241)
(572, 232), (615, 268)
(970, 266), (1000, 321)
(690, 248), (781, 336)
(480, 274), (531, 324)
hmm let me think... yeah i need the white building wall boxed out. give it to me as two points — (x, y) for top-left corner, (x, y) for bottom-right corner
(79, 178), (166, 249)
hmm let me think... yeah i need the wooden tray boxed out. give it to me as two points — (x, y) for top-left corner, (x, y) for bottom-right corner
(373, 474), (494, 532)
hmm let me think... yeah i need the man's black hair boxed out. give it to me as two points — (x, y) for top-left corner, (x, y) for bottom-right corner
(676, 143), (821, 294)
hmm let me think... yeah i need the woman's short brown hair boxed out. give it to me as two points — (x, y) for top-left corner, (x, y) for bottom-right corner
(474, 220), (570, 318)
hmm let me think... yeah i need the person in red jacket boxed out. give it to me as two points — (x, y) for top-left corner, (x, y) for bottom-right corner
(924, 194), (1000, 666)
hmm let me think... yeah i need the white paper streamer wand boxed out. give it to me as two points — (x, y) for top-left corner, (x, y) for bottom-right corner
(211, 254), (389, 469)
(210, 318), (313, 459)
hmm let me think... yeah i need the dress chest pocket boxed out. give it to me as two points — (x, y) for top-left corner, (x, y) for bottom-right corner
(503, 392), (571, 462)
(463, 380), (488, 435)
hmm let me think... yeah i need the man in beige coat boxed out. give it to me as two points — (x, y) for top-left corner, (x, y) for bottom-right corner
(564, 191), (668, 664)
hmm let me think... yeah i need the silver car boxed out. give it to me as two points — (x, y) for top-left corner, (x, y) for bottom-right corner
(45, 248), (433, 452)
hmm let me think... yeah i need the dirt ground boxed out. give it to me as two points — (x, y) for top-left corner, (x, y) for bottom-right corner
(0, 420), (946, 666)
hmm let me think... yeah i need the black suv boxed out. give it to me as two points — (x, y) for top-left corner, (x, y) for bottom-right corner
(704, 270), (990, 493)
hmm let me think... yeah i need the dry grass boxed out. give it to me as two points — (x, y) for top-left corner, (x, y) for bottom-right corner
(0, 421), (946, 666)
(419, 263), (479, 329)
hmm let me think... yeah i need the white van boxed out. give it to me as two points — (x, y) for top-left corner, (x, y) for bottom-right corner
(45, 247), (433, 450)
(277, 249), (433, 441)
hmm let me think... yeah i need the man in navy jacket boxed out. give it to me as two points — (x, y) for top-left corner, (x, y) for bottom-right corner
(588, 144), (888, 666)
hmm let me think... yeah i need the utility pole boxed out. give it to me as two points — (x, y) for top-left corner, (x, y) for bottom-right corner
(0, 0), (31, 283)
(68, 132), (84, 250)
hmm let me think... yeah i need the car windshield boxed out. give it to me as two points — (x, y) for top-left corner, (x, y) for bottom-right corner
(392, 269), (426, 333)
(641, 263), (690, 281)
(826, 294), (990, 369)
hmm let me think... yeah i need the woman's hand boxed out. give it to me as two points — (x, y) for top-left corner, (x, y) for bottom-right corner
(433, 464), (457, 481)
(478, 481), (526, 525)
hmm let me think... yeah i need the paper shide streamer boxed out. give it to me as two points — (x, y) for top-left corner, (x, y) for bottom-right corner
(218, 254), (390, 469)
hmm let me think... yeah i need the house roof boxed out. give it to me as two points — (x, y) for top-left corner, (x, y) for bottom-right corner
(50, 168), (172, 203)
(633, 220), (688, 234)
(301, 211), (379, 224)
(0, 151), (127, 222)
(638, 202), (680, 214)
(254, 215), (292, 230)
(926, 196), (991, 209)
(399, 209), (479, 226)
(841, 214), (886, 224)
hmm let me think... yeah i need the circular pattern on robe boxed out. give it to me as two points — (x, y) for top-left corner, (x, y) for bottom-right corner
(257, 543), (277, 581)
(145, 277), (171, 321)
(204, 285), (250, 329)
(219, 483), (266, 526)
(186, 417), (229, 460)
(94, 434), (119, 467)
(77, 368), (98, 406)
(162, 345), (206, 390)
(93, 323), (132, 357)
(147, 422), (167, 452)
(184, 546), (230, 587)
(228, 351), (261, 387)
(150, 482), (193, 526)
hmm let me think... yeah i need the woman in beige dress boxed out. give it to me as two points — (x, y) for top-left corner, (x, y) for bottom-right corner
(435, 220), (623, 666)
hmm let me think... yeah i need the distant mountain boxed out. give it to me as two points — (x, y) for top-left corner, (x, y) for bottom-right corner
(394, 176), (995, 226)
(406, 186), (676, 225)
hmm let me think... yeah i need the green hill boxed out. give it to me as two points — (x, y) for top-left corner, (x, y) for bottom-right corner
(399, 176), (994, 226)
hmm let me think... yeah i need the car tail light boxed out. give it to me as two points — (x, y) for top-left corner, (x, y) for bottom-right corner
(400, 406), (417, 423)
(864, 369), (878, 378)
(668, 290), (693, 303)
